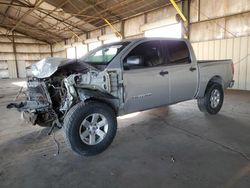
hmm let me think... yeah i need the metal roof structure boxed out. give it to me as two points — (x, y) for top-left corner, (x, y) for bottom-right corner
(0, 0), (171, 43)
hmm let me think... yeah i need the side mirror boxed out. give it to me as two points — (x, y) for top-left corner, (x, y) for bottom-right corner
(124, 56), (143, 70)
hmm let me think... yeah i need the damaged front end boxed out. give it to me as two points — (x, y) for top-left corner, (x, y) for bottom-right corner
(8, 78), (61, 127)
(7, 57), (121, 128)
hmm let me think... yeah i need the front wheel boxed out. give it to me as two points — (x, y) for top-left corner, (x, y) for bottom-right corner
(197, 83), (224, 115)
(63, 101), (117, 156)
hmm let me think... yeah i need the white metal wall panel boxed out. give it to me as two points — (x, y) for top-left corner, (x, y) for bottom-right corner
(7, 60), (17, 78)
(208, 41), (214, 60)
(226, 38), (234, 59)
(17, 61), (26, 78)
(214, 40), (221, 60)
(247, 38), (250, 90)
(192, 36), (250, 90)
(239, 37), (248, 90)
(220, 39), (227, 59)
(203, 41), (209, 60)
(192, 43), (198, 57)
(233, 37), (241, 89)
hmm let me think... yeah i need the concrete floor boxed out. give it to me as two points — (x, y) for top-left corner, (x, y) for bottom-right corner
(0, 79), (250, 188)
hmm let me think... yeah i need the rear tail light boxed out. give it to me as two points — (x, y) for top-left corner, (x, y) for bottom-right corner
(231, 63), (234, 75)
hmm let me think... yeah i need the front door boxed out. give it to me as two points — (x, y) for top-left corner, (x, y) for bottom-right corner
(122, 41), (170, 114)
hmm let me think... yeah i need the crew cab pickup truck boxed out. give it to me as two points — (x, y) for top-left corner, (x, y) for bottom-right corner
(8, 38), (234, 156)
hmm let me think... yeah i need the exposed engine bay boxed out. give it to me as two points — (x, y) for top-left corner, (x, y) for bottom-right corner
(7, 57), (122, 128)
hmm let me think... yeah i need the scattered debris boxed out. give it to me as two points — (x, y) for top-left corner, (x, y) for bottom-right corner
(170, 155), (175, 163)
(50, 130), (60, 156)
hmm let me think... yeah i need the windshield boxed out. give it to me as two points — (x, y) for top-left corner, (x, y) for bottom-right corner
(82, 42), (129, 64)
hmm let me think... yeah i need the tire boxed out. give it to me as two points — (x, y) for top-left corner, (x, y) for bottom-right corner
(63, 101), (117, 156)
(197, 83), (224, 115)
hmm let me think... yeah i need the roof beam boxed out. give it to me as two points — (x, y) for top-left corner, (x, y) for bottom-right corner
(49, 0), (108, 33)
(9, 0), (45, 34)
(0, 23), (49, 43)
(33, 0), (69, 26)
(35, 7), (87, 33)
(0, 12), (64, 43)
(56, 0), (132, 35)
(1, 1), (86, 34)
(0, 1), (32, 8)
(84, 0), (122, 20)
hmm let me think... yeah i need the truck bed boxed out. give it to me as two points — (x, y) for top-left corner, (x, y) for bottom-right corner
(196, 59), (234, 98)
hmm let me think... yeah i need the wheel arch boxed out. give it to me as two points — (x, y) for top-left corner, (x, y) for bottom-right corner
(76, 88), (119, 116)
(207, 75), (224, 88)
(198, 75), (224, 98)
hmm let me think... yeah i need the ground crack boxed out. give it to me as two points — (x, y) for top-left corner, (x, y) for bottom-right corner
(151, 113), (250, 162)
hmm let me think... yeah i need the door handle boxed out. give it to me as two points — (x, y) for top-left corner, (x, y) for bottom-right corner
(159, 70), (168, 76)
(189, 67), (197, 72)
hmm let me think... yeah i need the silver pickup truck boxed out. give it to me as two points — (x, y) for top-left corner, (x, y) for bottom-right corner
(8, 38), (234, 156)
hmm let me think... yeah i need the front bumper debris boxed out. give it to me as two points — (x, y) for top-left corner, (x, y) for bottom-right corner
(7, 79), (55, 127)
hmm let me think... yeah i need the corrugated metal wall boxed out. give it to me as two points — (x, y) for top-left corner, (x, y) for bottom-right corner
(0, 27), (53, 78)
(192, 36), (250, 90)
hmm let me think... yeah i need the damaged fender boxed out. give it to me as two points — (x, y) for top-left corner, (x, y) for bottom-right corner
(77, 88), (119, 113)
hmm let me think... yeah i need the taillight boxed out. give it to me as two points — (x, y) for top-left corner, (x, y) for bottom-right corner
(231, 63), (234, 75)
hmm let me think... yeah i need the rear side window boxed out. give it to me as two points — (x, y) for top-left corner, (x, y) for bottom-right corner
(164, 41), (190, 65)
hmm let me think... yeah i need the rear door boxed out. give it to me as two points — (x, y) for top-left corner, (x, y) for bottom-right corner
(122, 40), (170, 114)
(162, 40), (198, 103)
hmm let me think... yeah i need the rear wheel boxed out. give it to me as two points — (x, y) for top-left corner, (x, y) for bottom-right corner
(197, 83), (224, 115)
(64, 101), (117, 156)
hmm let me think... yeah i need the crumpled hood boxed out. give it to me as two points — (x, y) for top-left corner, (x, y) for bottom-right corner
(31, 57), (69, 78)
(31, 57), (96, 79)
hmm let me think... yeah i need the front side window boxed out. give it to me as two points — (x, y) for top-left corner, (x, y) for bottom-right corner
(164, 41), (190, 65)
(83, 42), (129, 65)
(123, 41), (164, 70)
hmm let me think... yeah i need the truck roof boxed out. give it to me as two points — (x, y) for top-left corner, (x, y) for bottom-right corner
(121, 37), (189, 43)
